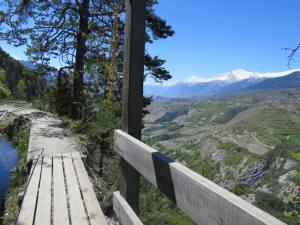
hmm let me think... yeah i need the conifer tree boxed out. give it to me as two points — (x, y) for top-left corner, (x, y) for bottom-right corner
(0, 0), (174, 117)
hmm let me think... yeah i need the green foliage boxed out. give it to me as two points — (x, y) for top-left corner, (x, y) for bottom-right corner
(155, 109), (189, 123)
(233, 106), (300, 146)
(17, 80), (26, 99)
(0, 0), (174, 118)
(54, 71), (72, 116)
(254, 191), (300, 225)
(255, 191), (285, 215)
(167, 149), (220, 180)
(231, 184), (248, 195)
(140, 179), (195, 225)
(0, 68), (11, 97)
(293, 153), (300, 160)
(144, 133), (179, 146)
(0, 48), (49, 100)
(283, 194), (300, 224)
(188, 100), (250, 126)
(218, 141), (250, 166)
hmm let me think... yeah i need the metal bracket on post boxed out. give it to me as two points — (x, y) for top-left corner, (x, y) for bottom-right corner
(120, 0), (146, 215)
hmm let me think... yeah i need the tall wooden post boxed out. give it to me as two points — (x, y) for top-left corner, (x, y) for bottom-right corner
(120, 0), (146, 214)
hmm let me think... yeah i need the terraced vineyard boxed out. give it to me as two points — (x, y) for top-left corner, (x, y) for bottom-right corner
(142, 89), (300, 225)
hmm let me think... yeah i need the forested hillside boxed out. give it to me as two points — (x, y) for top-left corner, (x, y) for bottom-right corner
(0, 47), (51, 100)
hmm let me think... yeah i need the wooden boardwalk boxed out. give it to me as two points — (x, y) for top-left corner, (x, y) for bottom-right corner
(17, 152), (107, 225)
(0, 104), (107, 225)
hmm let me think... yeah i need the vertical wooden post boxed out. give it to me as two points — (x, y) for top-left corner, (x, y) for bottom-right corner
(120, 0), (146, 214)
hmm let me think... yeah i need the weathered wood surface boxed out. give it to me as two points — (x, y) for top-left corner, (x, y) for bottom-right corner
(53, 155), (69, 225)
(72, 152), (107, 225)
(114, 129), (286, 225)
(0, 110), (7, 120)
(120, 0), (147, 214)
(34, 156), (52, 225)
(17, 153), (107, 225)
(113, 191), (143, 225)
(17, 156), (43, 225)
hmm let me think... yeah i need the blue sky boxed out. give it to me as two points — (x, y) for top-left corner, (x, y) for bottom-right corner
(1, 0), (300, 84)
(146, 0), (300, 83)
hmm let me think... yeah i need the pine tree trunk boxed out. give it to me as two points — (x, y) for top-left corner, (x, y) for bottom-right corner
(71, 0), (90, 119)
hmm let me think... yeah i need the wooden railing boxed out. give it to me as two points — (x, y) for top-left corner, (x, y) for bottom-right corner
(113, 129), (286, 225)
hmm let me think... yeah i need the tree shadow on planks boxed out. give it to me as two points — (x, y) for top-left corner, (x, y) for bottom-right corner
(37, 125), (67, 139)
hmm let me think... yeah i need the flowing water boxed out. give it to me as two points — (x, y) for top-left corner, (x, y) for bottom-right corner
(0, 136), (17, 206)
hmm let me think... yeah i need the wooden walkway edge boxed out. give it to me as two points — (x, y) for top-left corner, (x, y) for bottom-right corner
(17, 152), (107, 225)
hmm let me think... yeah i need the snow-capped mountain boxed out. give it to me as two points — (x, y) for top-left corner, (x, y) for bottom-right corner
(144, 69), (300, 98)
(183, 69), (299, 84)
(184, 69), (260, 84)
(19, 60), (37, 70)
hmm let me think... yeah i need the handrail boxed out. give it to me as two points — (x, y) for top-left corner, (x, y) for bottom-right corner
(113, 129), (286, 225)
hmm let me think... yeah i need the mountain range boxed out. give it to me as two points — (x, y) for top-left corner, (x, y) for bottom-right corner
(144, 69), (300, 98)
(19, 60), (37, 70)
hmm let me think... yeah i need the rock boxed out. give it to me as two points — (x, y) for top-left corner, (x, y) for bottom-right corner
(257, 184), (271, 193)
(278, 170), (297, 184)
(275, 157), (284, 169)
(239, 160), (269, 186)
(278, 170), (299, 196)
(283, 159), (297, 170)
(211, 149), (225, 162)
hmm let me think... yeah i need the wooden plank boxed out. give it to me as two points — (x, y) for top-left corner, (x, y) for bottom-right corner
(53, 154), (69, 225)
(26, 155), (39, 186)
(62, 153), (89, 225)
(120, 0), (147, 213)
(35, 156), (52, 225)
(17, 156), (43, 225)
(113, 191), (143, 225)
(0, 110), (7, 120)
(72, 152), (107, 225)
(114, 129), (286, 225)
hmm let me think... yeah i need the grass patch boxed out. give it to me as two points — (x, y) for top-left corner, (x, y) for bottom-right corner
(217, 141), (250, 166)
(233, 106), (300, 146)
(188, 100), (250, 126)
(165, 149), (220, 181)
(144, 133), (180, 146)
(155, 109), (189, 123)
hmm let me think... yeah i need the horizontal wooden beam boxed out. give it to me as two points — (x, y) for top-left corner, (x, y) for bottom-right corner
(113, 191), (144, 225)
(114, 129), (286, 225)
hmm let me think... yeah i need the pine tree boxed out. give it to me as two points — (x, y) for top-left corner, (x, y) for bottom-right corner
(0, 68), (10, 97)
(0, 0), (174, 117)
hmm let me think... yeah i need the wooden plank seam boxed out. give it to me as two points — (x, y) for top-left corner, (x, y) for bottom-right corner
(71, 154), (91, 225)
(51, 155), (54, 225)
(61, 154), (72, 225)
(32, 156), (44, 225)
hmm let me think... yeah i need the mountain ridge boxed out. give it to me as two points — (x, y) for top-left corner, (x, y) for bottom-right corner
(145, 69), (300, 98)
